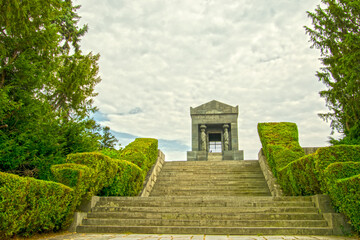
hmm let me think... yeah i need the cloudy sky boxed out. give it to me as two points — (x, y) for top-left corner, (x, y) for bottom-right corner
(75, 0), (339, 161)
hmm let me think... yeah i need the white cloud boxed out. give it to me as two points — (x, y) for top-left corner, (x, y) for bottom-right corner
(76, 0), (336, 161)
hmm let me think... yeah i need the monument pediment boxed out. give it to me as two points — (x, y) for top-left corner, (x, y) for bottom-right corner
(190, 100), (238, 115)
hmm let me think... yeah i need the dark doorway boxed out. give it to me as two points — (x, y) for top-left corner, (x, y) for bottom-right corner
(209, 133), (222, 153)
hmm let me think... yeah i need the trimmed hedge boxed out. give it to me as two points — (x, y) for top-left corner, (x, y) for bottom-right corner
(65, 152), (118, 198)
(324, 162), (360, 182)
(327, 175), (360, 232)
(122, 138), (158, 172)
(0, 172), (73, 238)
(100, 148), (123, 160)
(258, 122), (360, 232)
(51, 163), (95, 226)
(100, 138), (158, 196)
(315, 146), (360, 191)
(0, 138), (159, 238)
(100, 160), (144, 196)
(278, 153), (321, 196)
(258, 122), (305, 178)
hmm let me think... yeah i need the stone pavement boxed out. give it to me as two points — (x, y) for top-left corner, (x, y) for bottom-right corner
(40, 233), (359, 240)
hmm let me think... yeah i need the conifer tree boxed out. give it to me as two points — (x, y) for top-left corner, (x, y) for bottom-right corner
(0, 0), (106, 178)
(305, 0), (360, 143)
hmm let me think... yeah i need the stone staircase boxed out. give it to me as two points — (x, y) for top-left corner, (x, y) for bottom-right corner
(150, 160), (271, 196)
(76, 160), (336, 235)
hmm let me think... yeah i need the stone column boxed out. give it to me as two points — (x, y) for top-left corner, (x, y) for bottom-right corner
(200, 125), (207, 151)
(223, 124), (229, 151)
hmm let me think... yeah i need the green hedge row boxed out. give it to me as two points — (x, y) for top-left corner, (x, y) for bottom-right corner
(99, 138), (158, 196)
(52, 138), (158, 198)
(50, 163), (95, 227)
(281, 145), (360, 196)
(0, 138), (159, 238)
(258, 122), (305, 178)
(121, 138), (158, 172)
(0, 172), (73, 238)
(65, 152), (118, 198)
(100, 160), (144, 196)
(258, 122), (360, 232)
(327, 174), (360, 232)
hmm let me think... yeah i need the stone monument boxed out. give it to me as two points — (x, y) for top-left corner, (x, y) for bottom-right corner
(187, 100), (244, 161)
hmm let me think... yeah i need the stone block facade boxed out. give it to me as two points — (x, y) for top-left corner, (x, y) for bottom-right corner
(187, 100), (244, 161)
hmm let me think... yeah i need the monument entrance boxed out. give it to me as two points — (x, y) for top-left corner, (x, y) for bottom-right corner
(187, 100), (244, 161)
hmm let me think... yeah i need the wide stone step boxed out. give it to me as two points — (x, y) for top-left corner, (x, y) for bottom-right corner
(98, 196), (313, 202)
(157, 174), (266, 179)
(82, 218), (328, 228)
(87, 211), (324, 221)
(160, 172), (265, 175)
(160, 166), (262, 171)
(154, 184), (268, 191)
(150, 189), (271, 196)
(91, 206), (319, 214)
(164, 160), (259, 165)
(76, 225), (333, 235)
(149, 193), (272, 197)
(152, 182), (269, 188)
(158, 172), (264, 175)
(97, 196), (314, 205)
(150, 190), (271, 196)
(96, 200), (315, 208)
(150, 192), (271, 197)
(153, 179), (269, 185)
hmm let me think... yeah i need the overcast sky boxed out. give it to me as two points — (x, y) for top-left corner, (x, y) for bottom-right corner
(75, 0), (339, 161)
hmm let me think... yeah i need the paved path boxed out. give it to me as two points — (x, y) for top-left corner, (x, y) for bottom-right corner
(40, 233), (359, 240)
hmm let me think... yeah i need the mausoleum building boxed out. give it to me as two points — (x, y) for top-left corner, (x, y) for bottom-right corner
(187, 100), (244, 161)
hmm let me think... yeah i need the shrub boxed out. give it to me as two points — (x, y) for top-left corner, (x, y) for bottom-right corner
(258, 123), (360, 233)
(258, 122), (302, 149)
(314, 145), (360, 191)
(120, 150), (148, 170)
(121, 138), (158, 172)
(100, 160), (144, 196)
(65, 152), (118, 198)
(279, 153), (321, 196)
(324, 162), (360, 182)
(0, 172), (73, 238)
(99, 148), (123, 160)
(257, 122), (305, 179)
(327, 175), (360, 232)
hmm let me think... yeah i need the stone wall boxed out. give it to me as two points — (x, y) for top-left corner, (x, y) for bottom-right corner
(258, 149), (283, 197)
(139, 150), (165, 197)
(303, 147), (319, 155)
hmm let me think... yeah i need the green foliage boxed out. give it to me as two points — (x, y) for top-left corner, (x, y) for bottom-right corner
(324, 162), (360, 182)
(100, 148), (123, 160)
(122, 138), (158, 172)
(258, 123), (360, 232)
(65, 152), (117, 198)
(0, 137), (160, 238)
(305, 0), (360, 140)
(121, 150), (148, 170)
(257, 122), (301, 148)
(100, 126), (119, 149)
(0, 172), (73, 238)
(314, 145), (360, 192)
(0, 0), (102, 180)
(327, 175), (360, 232)
(50, 163), (96, 227)
(279, 153), (321, 196)
(257, 122), (305, 178)
(100, 160), (144, 196)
